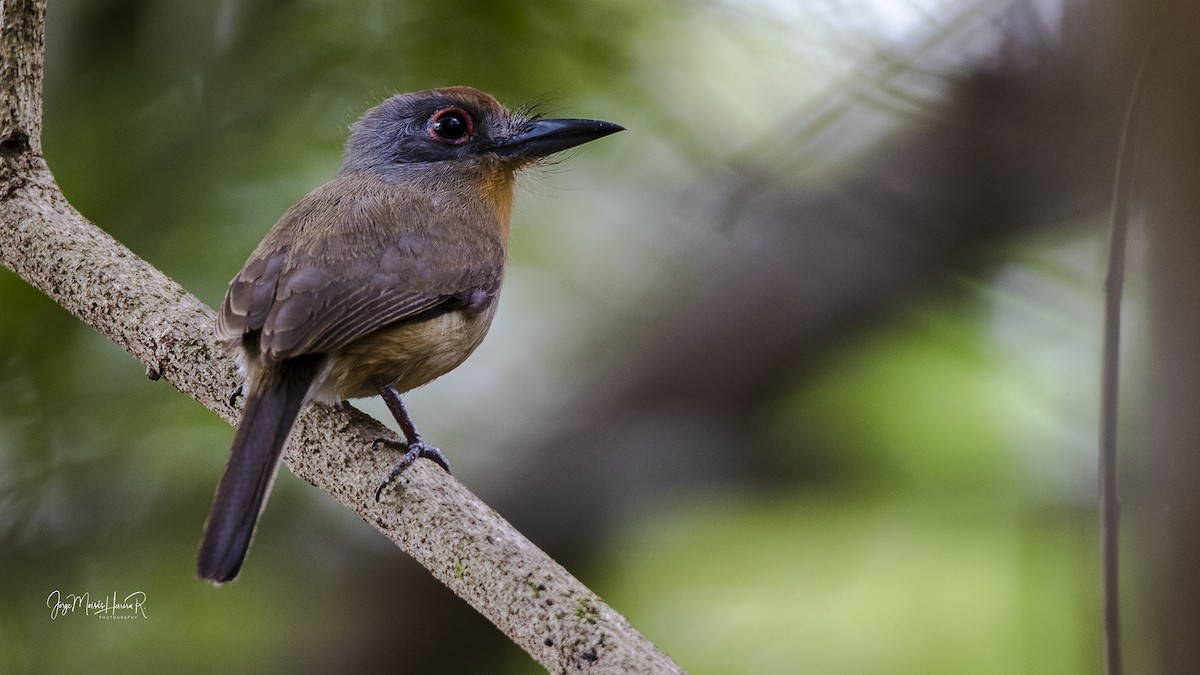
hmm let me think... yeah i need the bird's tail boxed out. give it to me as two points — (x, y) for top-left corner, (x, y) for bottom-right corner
(197, 356), (320, 584)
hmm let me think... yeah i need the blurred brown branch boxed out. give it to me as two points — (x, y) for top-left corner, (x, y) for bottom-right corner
(493, 0), (1133, 543)
(0, 1), (680, 672)
(1129, 2), (1200, 673)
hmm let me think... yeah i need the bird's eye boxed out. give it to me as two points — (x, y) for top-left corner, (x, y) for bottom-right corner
(429, 108), (473, 145)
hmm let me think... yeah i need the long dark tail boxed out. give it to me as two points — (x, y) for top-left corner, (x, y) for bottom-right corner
(197, 357), (319, 583)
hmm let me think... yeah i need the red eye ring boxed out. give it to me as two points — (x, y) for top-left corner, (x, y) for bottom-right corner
(429, 107), (473, 145)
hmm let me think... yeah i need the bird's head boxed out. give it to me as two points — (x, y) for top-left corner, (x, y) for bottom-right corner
(339, 86), (623, 180)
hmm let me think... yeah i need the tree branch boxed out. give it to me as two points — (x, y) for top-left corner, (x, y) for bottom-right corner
(0, 2), (681, 672)
(0, 0), (42, 153)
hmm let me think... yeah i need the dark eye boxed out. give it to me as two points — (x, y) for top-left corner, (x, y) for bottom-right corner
(429, 108), (473, 144)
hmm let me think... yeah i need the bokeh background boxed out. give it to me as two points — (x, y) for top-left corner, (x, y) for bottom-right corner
(3, 0), (1198, 673)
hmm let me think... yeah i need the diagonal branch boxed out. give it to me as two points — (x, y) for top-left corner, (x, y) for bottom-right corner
(0, 1), (681, 672)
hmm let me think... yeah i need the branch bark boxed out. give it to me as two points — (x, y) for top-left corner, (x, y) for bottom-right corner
(0, 1), (681, 672)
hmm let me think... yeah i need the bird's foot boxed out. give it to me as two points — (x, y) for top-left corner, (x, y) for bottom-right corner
(372, 438), (452, 501)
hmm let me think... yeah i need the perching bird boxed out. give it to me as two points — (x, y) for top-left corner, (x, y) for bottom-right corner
(197, 86), (622, 583)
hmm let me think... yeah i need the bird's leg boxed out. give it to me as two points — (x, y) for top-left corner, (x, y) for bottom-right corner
(372, 380), (451, 500)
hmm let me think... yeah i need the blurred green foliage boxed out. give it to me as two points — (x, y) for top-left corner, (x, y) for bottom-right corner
(592, 493), (1098, 675)
(1, 1), (1119, 673)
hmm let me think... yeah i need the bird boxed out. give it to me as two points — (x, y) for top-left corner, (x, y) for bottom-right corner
(196, 86), (623, 584)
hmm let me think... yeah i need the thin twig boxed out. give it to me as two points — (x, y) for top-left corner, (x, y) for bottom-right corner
(1100, 44), (1153, 675)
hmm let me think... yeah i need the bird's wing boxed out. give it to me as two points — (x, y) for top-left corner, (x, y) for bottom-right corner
(216, 175), (502, 362)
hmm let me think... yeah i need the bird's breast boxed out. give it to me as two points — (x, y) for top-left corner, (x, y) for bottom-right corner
(315, 302), (498, 402)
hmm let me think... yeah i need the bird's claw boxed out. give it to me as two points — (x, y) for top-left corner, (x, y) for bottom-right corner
(372, 438), (452, 501)
(228, 384), (244, 409)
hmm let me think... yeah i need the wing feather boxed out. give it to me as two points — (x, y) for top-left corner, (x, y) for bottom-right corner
(216, 174), (503, 362)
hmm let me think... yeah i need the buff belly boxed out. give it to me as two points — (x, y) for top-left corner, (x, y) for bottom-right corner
(311, 305), (496, 402)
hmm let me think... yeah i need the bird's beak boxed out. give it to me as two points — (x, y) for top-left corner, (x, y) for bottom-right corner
(495, 118), (624, 159)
